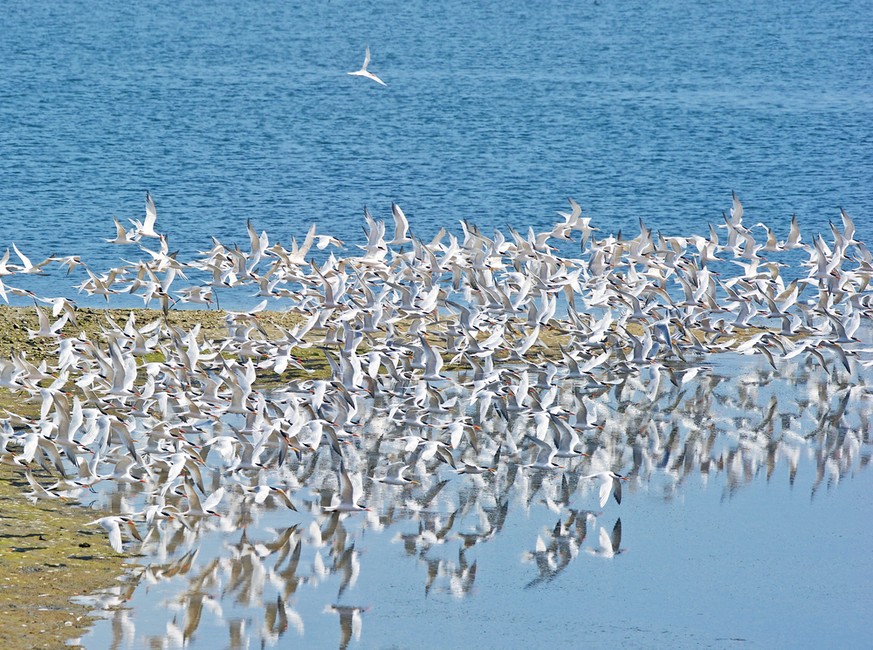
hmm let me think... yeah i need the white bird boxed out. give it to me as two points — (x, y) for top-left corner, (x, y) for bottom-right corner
(11, 243), (52, 274)
(785, 214), (803, 249)
(241, 483), (297, 510)
(523, 434), (564, 470)
(348, 45), (387, 86)
(106, 216), (138, 244)
(27, 303), (68, 338)
(182, 483), (225, 518)
(129, 191), (160, 239)
(372, 461), (418, 486)
(419, 335), (445, 382)
(389, 203), (412, 245)
(23, 469), (67, 502)
(455, 462), (495, 475)
(582, 471), (629, 508)
(86, 516), (142, 553)
(325, 464), (369, 512)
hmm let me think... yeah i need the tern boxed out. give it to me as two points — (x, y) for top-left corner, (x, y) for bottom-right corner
(348, 45), (387, 86)
(106, 216), (138, 245)
(86, 515), (143, 553)
(523, 434), (565, 470)
(325, 464), (369, 512)
(11, 243), (52, 274)
(23, 469), (68, 502)
(182, 483), (225, 518)
(455, 462), (496, 475)
(582, 471), (629, 508)
(129, 191), (160, 239)
(241, 483), (298, 510)
(389, 203), (412, 245)
(372, 461), (418, 486)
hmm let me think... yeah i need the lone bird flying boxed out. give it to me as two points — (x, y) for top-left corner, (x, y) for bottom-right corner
(348, 46), (387, 86)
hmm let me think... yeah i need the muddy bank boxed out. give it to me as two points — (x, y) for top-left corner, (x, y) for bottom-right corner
(0, 304), (331, 647)
(0, 467), (129, 649)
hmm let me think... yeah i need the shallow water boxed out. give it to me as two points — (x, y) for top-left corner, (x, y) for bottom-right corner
(67, 349), (873, 650)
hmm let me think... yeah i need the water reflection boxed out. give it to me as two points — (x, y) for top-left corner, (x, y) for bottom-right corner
(66, 349), (872, 649)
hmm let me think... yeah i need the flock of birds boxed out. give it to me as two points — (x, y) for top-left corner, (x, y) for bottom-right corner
(2, 191), (871, 648)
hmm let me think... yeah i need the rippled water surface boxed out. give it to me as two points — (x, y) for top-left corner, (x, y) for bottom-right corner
(2, 0), (872, 271)
(2, 1), (873, 648)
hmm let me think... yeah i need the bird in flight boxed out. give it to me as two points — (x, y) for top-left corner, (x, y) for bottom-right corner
(129, 191), (160, 239)
(348, 45), (387, 86)
(583, 470), (629, 508)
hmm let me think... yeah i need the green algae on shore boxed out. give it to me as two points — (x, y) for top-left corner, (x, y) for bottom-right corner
(0, 467), (129, 649)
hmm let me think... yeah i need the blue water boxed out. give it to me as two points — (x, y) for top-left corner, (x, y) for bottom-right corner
(3, 2), (873, 648)
(67, 356), (873, 650)
(2, 0), (872, 278)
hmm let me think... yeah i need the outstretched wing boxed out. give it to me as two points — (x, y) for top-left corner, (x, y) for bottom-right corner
(610, 518), (622, 554)
(144, 191), (157, 231)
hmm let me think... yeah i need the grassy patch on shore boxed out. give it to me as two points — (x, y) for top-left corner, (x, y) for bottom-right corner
(0, 467), (130, 649)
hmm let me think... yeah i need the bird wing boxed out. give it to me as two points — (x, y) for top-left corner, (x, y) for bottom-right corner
(368, 71), (386, 86)
(12, 243), (33, 269)
(184, 482), (204, 512)
(524, 433), (550, 452)
(274, 488), (297, 511)
(107, 519), (124, 553)
(730, 191), (743, 224)
(339, 466), (355, 503)
(391, 203), (409, 241)
(598, 475), (611, 508)
(144, 191), (157, 231)
(34, 304), (50, 332)
(253, 485), (271, 504)
(840, 207), (855, 242)
(202, 486), (225, 513)
(610, 518), (622, 554)
(385, 462), (405, 480)
(112, 217), (129, 240)
(422, 337), (443, 376)
(125, 518), (143, 542)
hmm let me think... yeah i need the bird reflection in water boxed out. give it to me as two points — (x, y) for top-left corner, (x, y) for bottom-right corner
(11, 194), (873, 649)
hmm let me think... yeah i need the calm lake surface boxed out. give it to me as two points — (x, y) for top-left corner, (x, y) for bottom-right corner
(2, 0), (872, 648)
(66, 352), (873, 649)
